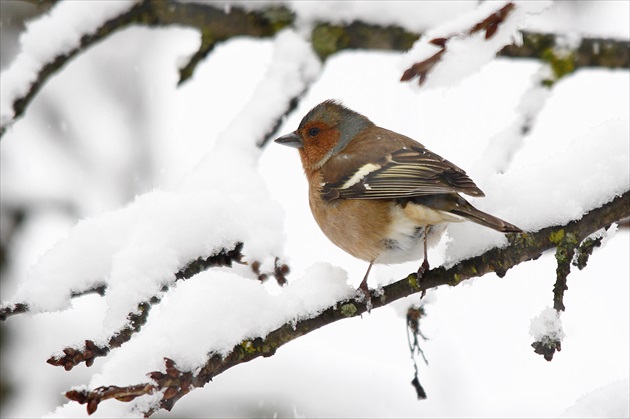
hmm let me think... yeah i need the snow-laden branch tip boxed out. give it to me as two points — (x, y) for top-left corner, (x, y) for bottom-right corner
(530, 307), (565, 361)
(0, 0), (139, 137)
(399, 1), (551, 88)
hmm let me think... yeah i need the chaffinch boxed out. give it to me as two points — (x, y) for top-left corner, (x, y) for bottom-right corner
(275, 100), (521, 298)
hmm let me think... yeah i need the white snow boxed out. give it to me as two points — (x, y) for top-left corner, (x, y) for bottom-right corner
(290, 1), (477, 33)
(560, 379), (630, 418)
(529, 306), (565, 343)
(472, 66), (552, 178)
(0, 1), (136, 127)
(445, 118), (630, 263)
(527, 1), (630, 39)
(588, 223), (618, 249)
(102, 263), (350, 382)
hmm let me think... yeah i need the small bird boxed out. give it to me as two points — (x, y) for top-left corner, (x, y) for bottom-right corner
(275, 100), (521, 299)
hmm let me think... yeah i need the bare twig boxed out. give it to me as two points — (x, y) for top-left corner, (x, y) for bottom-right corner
(66, 382), (157, 415)
(573, 234), (604, 270)
(0, 286), (107, 321)
(552, 232), (578, 312)
(0, 303), (28, 321)
(406, 305), (428, 399)
(250, 257), (290, 286)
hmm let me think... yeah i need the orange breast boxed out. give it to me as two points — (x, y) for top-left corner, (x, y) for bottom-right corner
(307, 171), (392, 262)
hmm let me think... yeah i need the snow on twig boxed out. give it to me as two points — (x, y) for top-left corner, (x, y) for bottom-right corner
(400, 1), (551, 87)
(0, 0), (139, 137)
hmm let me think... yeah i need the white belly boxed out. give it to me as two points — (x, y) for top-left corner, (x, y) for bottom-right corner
(375, 204), (456, 264)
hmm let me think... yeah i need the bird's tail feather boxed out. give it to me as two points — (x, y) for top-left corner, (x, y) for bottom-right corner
(451, 200), (522, 233)
(407, 194), (522, 233)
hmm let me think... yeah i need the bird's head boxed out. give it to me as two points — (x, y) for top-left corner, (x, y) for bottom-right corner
(275, 100), (373, 171)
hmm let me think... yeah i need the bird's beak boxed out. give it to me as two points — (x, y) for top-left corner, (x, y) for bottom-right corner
(274, 131), (303, 148)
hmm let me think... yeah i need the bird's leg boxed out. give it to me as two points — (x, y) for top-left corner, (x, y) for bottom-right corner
(416, 227), (430, 298)
(358, 261), (374, 309)
(416, 227), (430, 278)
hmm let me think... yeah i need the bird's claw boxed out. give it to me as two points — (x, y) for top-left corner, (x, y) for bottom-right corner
(416, 259), (430, 298)
(358, 279), (373, 312)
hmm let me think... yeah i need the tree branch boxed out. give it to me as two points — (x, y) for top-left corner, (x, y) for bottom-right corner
(1, 1), (147, 139)
(501, 31), (630, 69)
(44, 243), (246, 370)
(0, 303), (28, 321)
(3, 0), (628, 138)
(0, 0), (294, 138)
(68, 190), (629, 416)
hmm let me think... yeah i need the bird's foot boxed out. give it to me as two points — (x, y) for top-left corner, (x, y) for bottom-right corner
(358, 278), (373, 312)
(416, 259), (430, 298)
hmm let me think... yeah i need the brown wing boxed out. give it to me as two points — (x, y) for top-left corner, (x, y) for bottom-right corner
(321, 143), (484, 201)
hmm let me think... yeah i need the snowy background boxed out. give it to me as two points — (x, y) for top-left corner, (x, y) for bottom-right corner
(0, 1), (628, 418)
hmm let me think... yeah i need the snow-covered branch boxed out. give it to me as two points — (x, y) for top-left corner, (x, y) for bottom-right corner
(45, 243), (247, 371)
(0, 1), (142, 137)
(63, 190), (630, 416)
(2, 0), (628, 138)
(0, 0), (295, 138)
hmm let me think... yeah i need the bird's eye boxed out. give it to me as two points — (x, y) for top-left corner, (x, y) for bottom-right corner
(308, 127), (320, 137)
